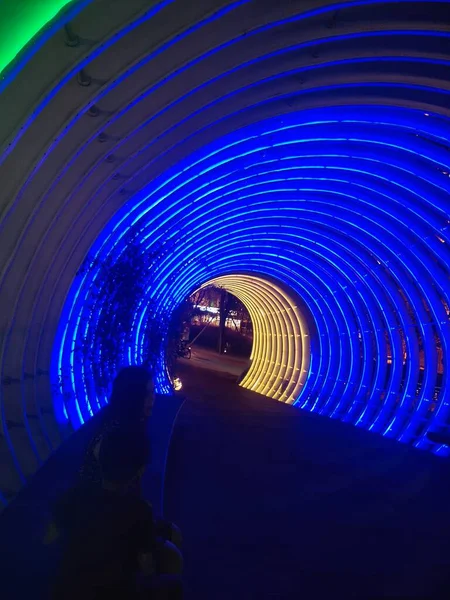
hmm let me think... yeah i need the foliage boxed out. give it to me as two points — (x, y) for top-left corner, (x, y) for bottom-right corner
(74, 230), (167, 395)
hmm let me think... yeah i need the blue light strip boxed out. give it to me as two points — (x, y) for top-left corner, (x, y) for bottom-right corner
(49, 103), (449, 448)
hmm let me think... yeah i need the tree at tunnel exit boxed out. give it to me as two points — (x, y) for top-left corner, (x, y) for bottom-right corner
(218, 288), (228, 355)
(182, 286), (252, 356)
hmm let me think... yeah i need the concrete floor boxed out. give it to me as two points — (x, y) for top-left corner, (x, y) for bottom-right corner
(180, 345), (249, 377)
(165, 357), (450, 599)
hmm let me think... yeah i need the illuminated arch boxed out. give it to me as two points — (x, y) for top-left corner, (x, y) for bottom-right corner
(200, 275), (311, 403)
(0, 0), (449, 504)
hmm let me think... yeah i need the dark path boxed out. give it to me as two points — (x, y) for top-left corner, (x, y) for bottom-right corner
(165, 362), (450, 599)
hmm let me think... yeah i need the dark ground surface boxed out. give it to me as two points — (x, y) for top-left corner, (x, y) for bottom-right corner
(0, 393), (182, 599)
(165, 358), (450, 599)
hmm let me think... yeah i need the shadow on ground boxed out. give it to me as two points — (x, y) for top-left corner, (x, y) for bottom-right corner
(164, 359), (450, 599)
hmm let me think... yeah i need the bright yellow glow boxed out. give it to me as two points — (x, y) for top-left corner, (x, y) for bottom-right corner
(200, 275), (310, 404)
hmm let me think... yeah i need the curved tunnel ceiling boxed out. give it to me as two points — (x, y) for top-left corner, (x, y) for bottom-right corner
(0, 0), (449, 504)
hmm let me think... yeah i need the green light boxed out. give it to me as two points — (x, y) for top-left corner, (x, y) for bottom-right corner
(0, 0), (75, 77)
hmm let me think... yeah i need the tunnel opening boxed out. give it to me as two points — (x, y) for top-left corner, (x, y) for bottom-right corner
(196, 275), (311, 404)
(172, 273), (314, 403)
(185, 285), (253, 359)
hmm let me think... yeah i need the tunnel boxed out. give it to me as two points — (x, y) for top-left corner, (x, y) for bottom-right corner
(0, 0), (449, 510)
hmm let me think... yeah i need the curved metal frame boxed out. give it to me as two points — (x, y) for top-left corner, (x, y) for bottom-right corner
(0, 0), (448, 504)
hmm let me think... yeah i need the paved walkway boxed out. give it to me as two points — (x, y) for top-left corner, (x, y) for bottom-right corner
(165, 361), (450, 599)
(180, 345), (249, 377)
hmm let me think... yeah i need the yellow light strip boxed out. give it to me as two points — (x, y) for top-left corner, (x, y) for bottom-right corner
(200, 275), (309, 404)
